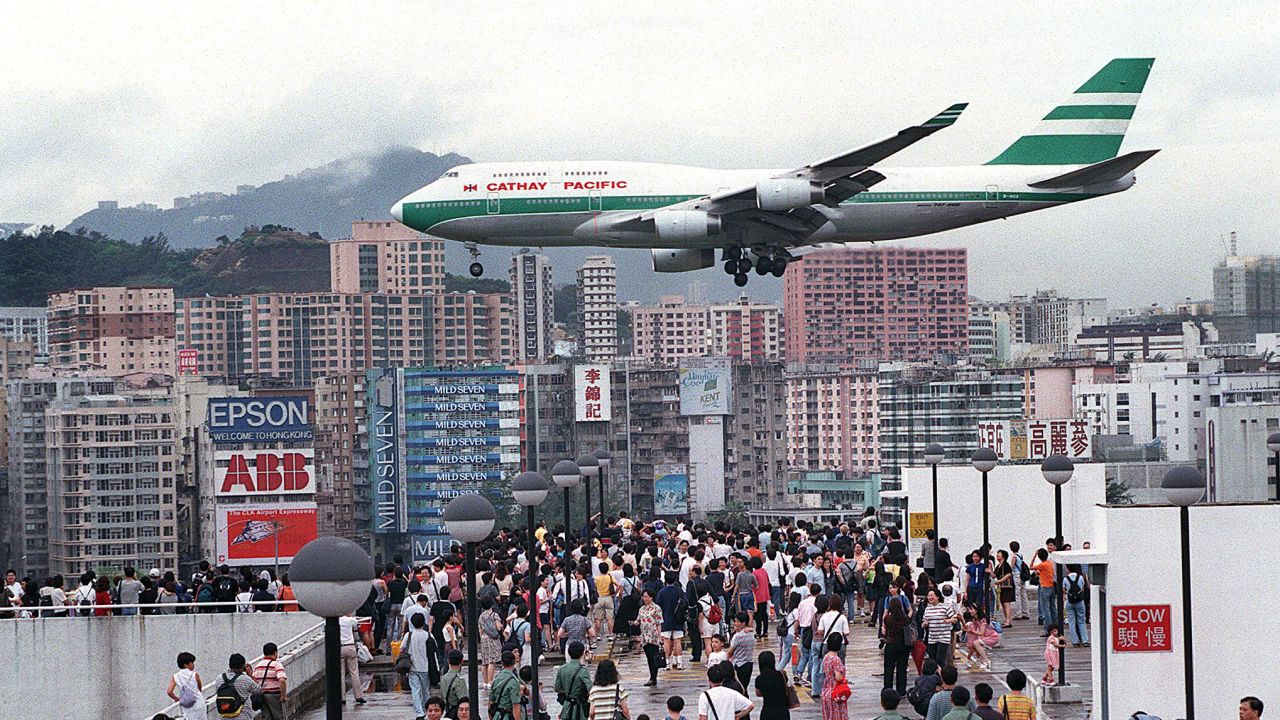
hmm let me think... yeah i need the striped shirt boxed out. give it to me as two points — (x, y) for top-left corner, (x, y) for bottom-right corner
(997, 693), (1036, 720)
(921, 602), (955, 644)
(588, 684), (629, 720)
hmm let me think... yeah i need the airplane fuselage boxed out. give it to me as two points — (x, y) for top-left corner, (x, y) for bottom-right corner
(393, 160), (1135, 251)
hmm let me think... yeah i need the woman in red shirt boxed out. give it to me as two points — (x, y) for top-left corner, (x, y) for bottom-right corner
(751, 556), (772, 638)
(94, 577), (112, 616)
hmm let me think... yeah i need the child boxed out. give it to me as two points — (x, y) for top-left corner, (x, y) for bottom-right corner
(666, 696), (689, 720)
(1042, 626), (1067, 685)
(706, 634), (728, 667)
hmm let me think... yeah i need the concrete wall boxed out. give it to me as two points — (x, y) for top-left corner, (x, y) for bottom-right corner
(1086, 503), (1280, 720)
(901, 462), (1106, 558)
(2, 612), (320, 719)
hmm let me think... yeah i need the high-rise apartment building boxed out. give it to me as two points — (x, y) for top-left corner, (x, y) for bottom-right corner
(47, 287), (175, 375)
(577, 256), (618, 361)
(511, 251), (556, 361)
(708, 297), (782, 361)
(314, 372), (369, 547)
(1214, 254), (1280, 343)
(784, 247), (968, 364)
(971, 296), (1033, 345)
(632, 296), (708, 366)
(46, 389), (179, 577)
(1031, 290), (1108, 348)
(724, 362), (790, 509)
(0, 306), (48, 357)
(785, 365), (879, 474)
(329, 221), (445, 294)
(174, 296), (245, 381)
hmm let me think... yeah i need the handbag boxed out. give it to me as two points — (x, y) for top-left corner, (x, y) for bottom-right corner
(395, 631), (415, 674)
(356, 642), (373, 663)
(655, 645), (667, 669)
(831, 677), (852, 702)
(610, 685), (624, 720)
(784, 677), (801, 710)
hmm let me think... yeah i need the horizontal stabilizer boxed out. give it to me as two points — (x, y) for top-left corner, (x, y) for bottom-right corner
(1027, 149), (1159, 188)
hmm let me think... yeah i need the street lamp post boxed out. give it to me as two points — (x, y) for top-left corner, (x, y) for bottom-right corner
(443, 494), (497, 717)
(576, 454), (600, 542)
(971, 448), (997, 614)
(594, 449), (613, 535)
(923, 444), (945, 541)
(1042, 454), (1074, 688)
(289, 537), (374, 720)
(552, 460), (582, 614)
(513, 472), (551, 720)
(1268, 433), (1280, 502)
(1163, 465), (1205, 720)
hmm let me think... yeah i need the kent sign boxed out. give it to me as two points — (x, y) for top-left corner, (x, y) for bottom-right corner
(1111, 604), (1172, 653)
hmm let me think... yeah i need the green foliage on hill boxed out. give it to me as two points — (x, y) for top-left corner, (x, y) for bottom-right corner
(443, 274), (510, 294)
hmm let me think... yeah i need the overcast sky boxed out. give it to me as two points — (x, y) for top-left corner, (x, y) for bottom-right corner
(3, 2), (1277, 306)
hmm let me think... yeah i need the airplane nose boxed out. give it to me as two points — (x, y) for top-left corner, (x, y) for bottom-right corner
(390, 199), (404, 223)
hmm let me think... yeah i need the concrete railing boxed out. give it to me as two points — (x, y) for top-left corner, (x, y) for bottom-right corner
(147, 617), (327, 720)
(1, 611), (322, 718)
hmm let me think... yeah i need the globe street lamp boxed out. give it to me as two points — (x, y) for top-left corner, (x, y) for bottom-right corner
(594, 448), (613, 536)
(923, 443), (945, 541)
(1041, 454), (1074, 688)
(1268, 432), (1280, 502)
(443, 494), (496, 715)
(576, 453), (601, 542)
(1163, 465), (1205, 720)
(970, 447), (997, 615)
(513, 471), (550, 720)
(290, 537), (374, 720)
(552, 459), (582, 613)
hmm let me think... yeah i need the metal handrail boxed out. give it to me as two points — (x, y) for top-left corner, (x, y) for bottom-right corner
(2, 599), (296, 617)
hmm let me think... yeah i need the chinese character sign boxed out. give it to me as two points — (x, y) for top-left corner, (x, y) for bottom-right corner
(177, 348), (199, 376)
(978, 419), (1091, 461)
(574, 364), (612, 422)
(1111, 604), (1172, 653)
(977, 421), (1011, 459)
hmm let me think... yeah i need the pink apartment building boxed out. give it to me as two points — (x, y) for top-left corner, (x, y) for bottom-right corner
(785, 366), (880, 473)
(783, 247), (969, 363)
(47, 286), (175, 375)
(329, 220), (445, 294)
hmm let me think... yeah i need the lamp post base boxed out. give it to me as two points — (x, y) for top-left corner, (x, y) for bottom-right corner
(1042, 682), (1083, 704)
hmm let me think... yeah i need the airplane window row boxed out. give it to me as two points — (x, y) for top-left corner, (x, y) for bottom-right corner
(566, 171), (608, 176)
(878, 192), (978, 200)
(443, 171), (459, 178)
(528, 198), (580, 205)
(433, 201), (482, 207)
(493, 172), (547, 177)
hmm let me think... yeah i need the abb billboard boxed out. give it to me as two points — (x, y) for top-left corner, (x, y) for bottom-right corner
(215, 503), (318, 566)
(214, 449), (315, 497)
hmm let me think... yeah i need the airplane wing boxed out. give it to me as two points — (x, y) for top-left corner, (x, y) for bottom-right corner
(605, 103), (967, 240)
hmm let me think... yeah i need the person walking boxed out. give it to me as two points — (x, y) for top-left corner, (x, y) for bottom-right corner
(1062, 564), (1090, 647)
(338, 611), (366, 705)
(441, 650), (470, 719)
(1031, 547), (1057, 635)
(166, 652), (204, 720)
(729, 611), (757, 691)
(555, 641), (592, 720)
(478, 596), (505, 689)
(587, 659), (630, 720)
(819, 635), (848, 720)
(491, 652), (524, 720)
(405, 613), (433, 720)
(636, 589), (664, 686)
(920, 589), (955, 670)
(251, 642), (288, 720)
(698, 663), (754, 720)
(992, 550), (1015, 627)
(214, 653), (262, 720)
(656, 572), (687, 670)
(881, 590), (910, 696)
(753, 651), (790, 720)
(1008, 542), (1030, 621)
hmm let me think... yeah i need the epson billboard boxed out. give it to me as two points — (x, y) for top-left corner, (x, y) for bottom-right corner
(208, 397), (313, 443)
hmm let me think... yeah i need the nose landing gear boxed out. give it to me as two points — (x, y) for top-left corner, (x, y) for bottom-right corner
(465, 242), (484, 277)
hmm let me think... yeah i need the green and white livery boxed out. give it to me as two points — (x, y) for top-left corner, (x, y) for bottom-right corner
(392, 59), (1157, 286)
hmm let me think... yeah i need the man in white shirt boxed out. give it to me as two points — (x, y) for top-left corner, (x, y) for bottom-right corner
(402, 594), (430, 639)
(5, 570), (24, 608)
(698, 663), (754, 720)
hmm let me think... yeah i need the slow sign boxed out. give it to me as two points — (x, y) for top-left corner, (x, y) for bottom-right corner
(1111, 604), (1173, 653)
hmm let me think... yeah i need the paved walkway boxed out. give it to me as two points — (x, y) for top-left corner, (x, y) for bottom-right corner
(300, 606), (1092, 720)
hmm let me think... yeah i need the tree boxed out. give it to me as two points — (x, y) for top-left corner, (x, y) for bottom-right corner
(444, 273), (510, 294)
(1106, 478), (1135, 505)
(707, 500), (750, 532)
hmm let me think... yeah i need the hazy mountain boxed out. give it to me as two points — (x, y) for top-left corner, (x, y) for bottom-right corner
(62, 146), (783, 303)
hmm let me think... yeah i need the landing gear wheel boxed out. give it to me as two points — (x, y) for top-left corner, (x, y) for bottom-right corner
(736, 258), (752, 274)
(733, 273), (749, 287)
(726, 246), (743, 261)
(771, 262), (786, 278)
(755, 257), (773, 275)
(723, 260), (738, 275)
(469, 262), (484, 278)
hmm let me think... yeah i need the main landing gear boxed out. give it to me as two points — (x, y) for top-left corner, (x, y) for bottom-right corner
(466, 242), (484, 277)
(722, 246), (788, 286)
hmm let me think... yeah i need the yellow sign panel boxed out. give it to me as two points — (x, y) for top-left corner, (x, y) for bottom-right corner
(908, 512), (935, 540)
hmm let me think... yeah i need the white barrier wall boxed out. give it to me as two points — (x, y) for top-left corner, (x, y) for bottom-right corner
(2, 611), (320, 719)
(1084, 503), (1280, 720)
(901, 462), (1106, 559)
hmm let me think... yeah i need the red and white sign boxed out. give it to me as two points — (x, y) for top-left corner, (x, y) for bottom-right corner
(977, 418), (1091, 461)
(1111, 604), (1173, 653)
(214, 449), (315, 496)
(215, 503), (318, 566)
(177, 348), (199, 376)
(574, 364), (611, 422)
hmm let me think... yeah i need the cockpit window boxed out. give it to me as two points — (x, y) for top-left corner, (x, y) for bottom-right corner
(444, 171), (459, 178)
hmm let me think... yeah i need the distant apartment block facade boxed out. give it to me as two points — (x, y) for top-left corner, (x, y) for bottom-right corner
(174, 296), (244, 380)
(511, 252), (556, 361)
(0, 306), (48, 356)
(784, 247), (968, 364)
(1214, 254), (1280, 343)
(708, 297), (782, 361)
(631, 295), (781, 366)
(785, 365), (880, 474)
(577, 256), (618, 361)
(48, 287), (175, 375)
(329, 221), (445, 294)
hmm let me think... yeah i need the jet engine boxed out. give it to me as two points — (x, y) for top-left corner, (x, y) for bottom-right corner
(756, 178), (825, 211)
(654, 210), (722, 242)
(651, 248), (717, 273)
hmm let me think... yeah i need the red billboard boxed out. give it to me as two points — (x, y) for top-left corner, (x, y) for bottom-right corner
(177, 348), (199, 376)
(1111, 604), (1173, 653)
(216, 503), (318, 566)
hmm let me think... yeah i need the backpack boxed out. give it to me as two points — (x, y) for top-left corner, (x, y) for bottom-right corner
(1066, 575), (1085, 604)
(672, 595), (689, 625)
(178, 674), (200, 709)
(1016, 554), (1031, 584)
(197, 584), (216, 604)
(837, 561), (857, 592)
(215, 671), (246, 718)
(214, 576), (238, 602)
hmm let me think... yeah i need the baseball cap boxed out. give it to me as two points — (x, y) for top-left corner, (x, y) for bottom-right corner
(148, 568), (161, 578)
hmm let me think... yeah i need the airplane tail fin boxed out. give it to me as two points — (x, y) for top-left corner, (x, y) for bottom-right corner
(986, 58), (1154, 166)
